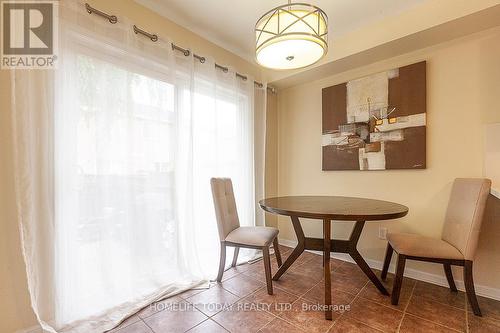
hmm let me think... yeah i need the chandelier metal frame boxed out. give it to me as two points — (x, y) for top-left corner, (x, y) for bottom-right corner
(255, 2), (328, 69)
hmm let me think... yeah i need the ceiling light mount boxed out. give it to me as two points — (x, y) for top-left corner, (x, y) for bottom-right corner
(255, 2), (328, 70)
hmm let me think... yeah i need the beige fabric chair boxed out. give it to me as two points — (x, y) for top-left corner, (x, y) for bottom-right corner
(382, 178), (491, 316)
(211, 178), (281, 294)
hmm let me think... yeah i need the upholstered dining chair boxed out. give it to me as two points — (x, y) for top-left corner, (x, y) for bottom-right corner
(211, 178), (282, 295)
(381, 178), (491, 316)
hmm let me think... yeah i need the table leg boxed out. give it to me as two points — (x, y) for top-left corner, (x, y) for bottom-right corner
(348, 221), (389, 295)
(273, 216), (305, 281)
(323, 219), (332, 320)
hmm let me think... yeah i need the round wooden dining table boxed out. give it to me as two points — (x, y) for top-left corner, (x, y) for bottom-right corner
(259, 196), (409, 320)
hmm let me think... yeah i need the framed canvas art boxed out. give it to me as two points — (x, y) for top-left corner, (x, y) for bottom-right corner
(322, 61), (426, 171)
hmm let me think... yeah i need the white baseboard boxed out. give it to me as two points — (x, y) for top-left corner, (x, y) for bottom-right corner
(279, 239), (500, 301)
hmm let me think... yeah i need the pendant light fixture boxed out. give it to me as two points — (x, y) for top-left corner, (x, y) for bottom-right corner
(255, 1), (328, 70)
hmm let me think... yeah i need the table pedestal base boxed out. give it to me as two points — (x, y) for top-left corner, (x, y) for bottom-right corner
(272, 216), (389, 320)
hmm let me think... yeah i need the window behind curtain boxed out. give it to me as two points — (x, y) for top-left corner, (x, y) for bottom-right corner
(54, 43), (255, 325)
(56, 51), (184, 323)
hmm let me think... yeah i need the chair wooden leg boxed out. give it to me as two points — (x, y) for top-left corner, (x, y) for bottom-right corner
(443, 263), (458, 292)
(381, 243), (393, 281)
(464, 260), (482, 316)
(391, 254), (406, 305)
(231, 247), (239, 267)
(216, 242), (226, 282)
(273, 238), (282, 266)
(263, 246), (273, 295)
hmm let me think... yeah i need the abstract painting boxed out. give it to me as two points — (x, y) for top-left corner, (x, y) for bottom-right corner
(322, 61), (426, 171)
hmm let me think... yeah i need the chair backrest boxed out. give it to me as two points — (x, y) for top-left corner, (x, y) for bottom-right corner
(210, 178), (240, 241)
(442, 178), (491, 260)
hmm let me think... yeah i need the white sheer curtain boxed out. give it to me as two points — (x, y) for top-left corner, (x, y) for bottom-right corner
(11, 1), (267, 332)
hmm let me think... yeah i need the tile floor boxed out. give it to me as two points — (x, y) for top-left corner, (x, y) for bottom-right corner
(111, 245), (500, 333)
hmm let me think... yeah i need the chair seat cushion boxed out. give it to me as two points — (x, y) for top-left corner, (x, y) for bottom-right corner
(387, 233), (464, 260)
(225, 226), (279, 247)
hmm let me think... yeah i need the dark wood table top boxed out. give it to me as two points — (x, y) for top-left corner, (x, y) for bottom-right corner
(259, 196), (409, 221)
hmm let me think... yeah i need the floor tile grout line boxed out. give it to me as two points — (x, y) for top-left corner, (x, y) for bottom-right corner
(411, 280), (468, 310)
(400, 282), (465, 333)
(477, 312), (500, 324)
(399, 312), (464, 333)
(257, 306), (307, 333)
(346, 317), (386, 332)
(217, 274), (266, 299)
(164, 297), (212, 333)
(260, 297), (307, 332)
(268, 273), (320, 298)
(181, 318), (208, 333)
(349, 279), (369, 304)
(202, 317), (231, 333)
(255, 320), (270, 333)
(210, 258), (322, 331)
(216, 282), (250, 299)
(211, 281), (287, 330)
(255, 310), (283, 332)
(143, 318), (155, 333)
(273, 284), (306, 299)
(141, 316), (155, 333)
(328, 278), (371, 331)
(271, 314), (308, 332)
(220, 272), (242, 282)
(299, 275), (325, 298)
(408, 292), (470, 319)
(336, 279), (419, 333)
(289, 258), (363, 304)
(113, 317), (151, 333)
(295, 256), (322, 268)
(408, 295), (467, 326)
(354, 286), (405, 314)
(208, 295), (274, 333)
(415, 293), (467, 311)
(288, 296), (338, 332)
(270, 281), (334, 332)
(300, 276), (359, 305)
(396, 279), (417, 333)
(311, 260), (369, 330)
(189, 282), (245, 320)
(405, 280), (463, 332)
(213, 286), (297, 333)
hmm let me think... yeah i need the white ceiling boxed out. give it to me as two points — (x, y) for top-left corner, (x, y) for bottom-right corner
(136, 0), (425, 63)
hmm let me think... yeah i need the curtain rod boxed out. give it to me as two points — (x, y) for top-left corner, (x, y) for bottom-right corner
(85, 3), (275, 93)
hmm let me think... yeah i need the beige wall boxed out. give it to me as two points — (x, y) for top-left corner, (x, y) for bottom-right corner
(0, 1), (263, 332)
(0, 70), (36, 332)
(265, 92), (279, 228)
(276, 27), (500, 291)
